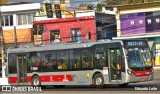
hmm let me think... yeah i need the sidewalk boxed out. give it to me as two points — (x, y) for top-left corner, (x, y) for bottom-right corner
(154, 67), (160, 71)
(0, 78), (9, 85)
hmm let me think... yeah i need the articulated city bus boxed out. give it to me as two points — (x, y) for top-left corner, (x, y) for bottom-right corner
(7, 40), (153, 88)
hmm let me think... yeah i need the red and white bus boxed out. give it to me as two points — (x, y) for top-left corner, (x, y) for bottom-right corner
(7, 40), (153, 88)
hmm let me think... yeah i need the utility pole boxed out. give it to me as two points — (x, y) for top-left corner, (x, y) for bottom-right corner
(14, 26), (17, 48)
(0, 10), (5, 78)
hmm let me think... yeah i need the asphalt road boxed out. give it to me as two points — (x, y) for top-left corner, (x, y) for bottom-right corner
(40, 70), (160, 93)
(0, 70), (160, 94)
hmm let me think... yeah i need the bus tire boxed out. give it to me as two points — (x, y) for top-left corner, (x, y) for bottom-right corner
(32, 75), (41, 87)
(119, 83), (128, 87)
(93, 73), (105, 88)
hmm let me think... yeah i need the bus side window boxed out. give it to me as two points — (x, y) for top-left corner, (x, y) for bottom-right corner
(58, 59), (62, 69)
(94, 46), (106, 68)
(52, 60), (57, 70)
(69, 50), (74, 69)
(57, 50), (68, 70)
(81, 49), (91, 68)
(28, 56), (35, 67)
(62, 58), (67, 69)
(75, 50), (81, 69)
(82, 58), (89, 68)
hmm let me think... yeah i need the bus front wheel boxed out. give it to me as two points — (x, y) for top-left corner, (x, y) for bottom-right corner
(93, 73), (105, 88)
(32, 75), (41, 87)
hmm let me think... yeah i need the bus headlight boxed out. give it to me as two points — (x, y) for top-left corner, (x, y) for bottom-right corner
(127, 69), (133, 76)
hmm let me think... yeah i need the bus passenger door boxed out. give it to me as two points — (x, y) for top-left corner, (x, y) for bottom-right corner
(17, 54), (27, 84)
(109, 48), (122, 82)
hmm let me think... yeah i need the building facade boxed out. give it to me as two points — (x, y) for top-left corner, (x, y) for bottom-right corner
(111, 2), (160, 69)
(54, 0), (70, 7)
(0, 0), (8, 5)
(33, 10), (96, 45)
(0, 2), (40, 79)
(95, 12), (117, 40)
(0, 2), (40, 45)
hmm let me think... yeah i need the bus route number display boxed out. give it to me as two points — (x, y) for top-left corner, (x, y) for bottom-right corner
(126, 41), (146, 47)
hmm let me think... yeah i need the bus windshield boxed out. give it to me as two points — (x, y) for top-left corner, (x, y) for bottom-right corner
(127, 48), (152, 70)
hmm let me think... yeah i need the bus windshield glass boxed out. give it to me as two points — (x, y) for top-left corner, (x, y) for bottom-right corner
(127, 47), (152, 70)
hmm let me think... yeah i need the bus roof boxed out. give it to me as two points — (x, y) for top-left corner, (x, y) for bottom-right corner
(7, 40), (122, 54)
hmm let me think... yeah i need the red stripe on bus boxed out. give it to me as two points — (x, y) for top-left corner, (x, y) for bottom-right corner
(39, 75), (73, 82)
(27, 76), (32, 82)
(9, 74), (73, 84)
(66, 75), (73, 81)
(8, 77), (18, 83)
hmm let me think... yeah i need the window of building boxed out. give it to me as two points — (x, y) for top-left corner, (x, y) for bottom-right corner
(1, 15), (13, 26)
(50, 30), (60, 43)
(17, 13), (35, 25)
(70, 28), (81, 42)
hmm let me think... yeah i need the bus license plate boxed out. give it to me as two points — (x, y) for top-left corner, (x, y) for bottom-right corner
(140, 78), (145, 82)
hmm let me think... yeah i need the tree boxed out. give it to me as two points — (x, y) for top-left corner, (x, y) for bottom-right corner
(103, 0), (157, 5)
(79, 3), (95, 10)
(104, 0), (121, 5)
(0, 0), (8, 5)
(96, 3), (102, 11)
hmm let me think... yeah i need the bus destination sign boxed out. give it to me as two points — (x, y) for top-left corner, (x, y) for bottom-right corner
(125, 40), (147, 47)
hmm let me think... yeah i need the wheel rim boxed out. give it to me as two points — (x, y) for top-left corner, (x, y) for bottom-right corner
(33, 78), (39, 86)
(95, 77), (102, 85)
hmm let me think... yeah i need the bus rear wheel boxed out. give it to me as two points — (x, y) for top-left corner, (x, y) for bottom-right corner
(93, 73), (105, 88)
(32, 75), (41, 87)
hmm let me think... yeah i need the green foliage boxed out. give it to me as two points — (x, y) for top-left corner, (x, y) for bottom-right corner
(144, 0), (154, 2)
(96, 3), (102, 11)
(79, 3), (94, 7)
(105, 0), (121, 5)
(103, 0), (158, 5)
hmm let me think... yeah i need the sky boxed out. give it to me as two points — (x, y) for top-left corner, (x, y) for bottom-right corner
(9, 0), (103, 7)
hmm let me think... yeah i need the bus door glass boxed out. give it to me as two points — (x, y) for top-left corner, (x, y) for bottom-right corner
(17, 54), (27, 84)
(109, 48), (122, 82)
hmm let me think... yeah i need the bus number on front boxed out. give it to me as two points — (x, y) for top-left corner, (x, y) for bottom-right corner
(127, 41), (143, 46)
